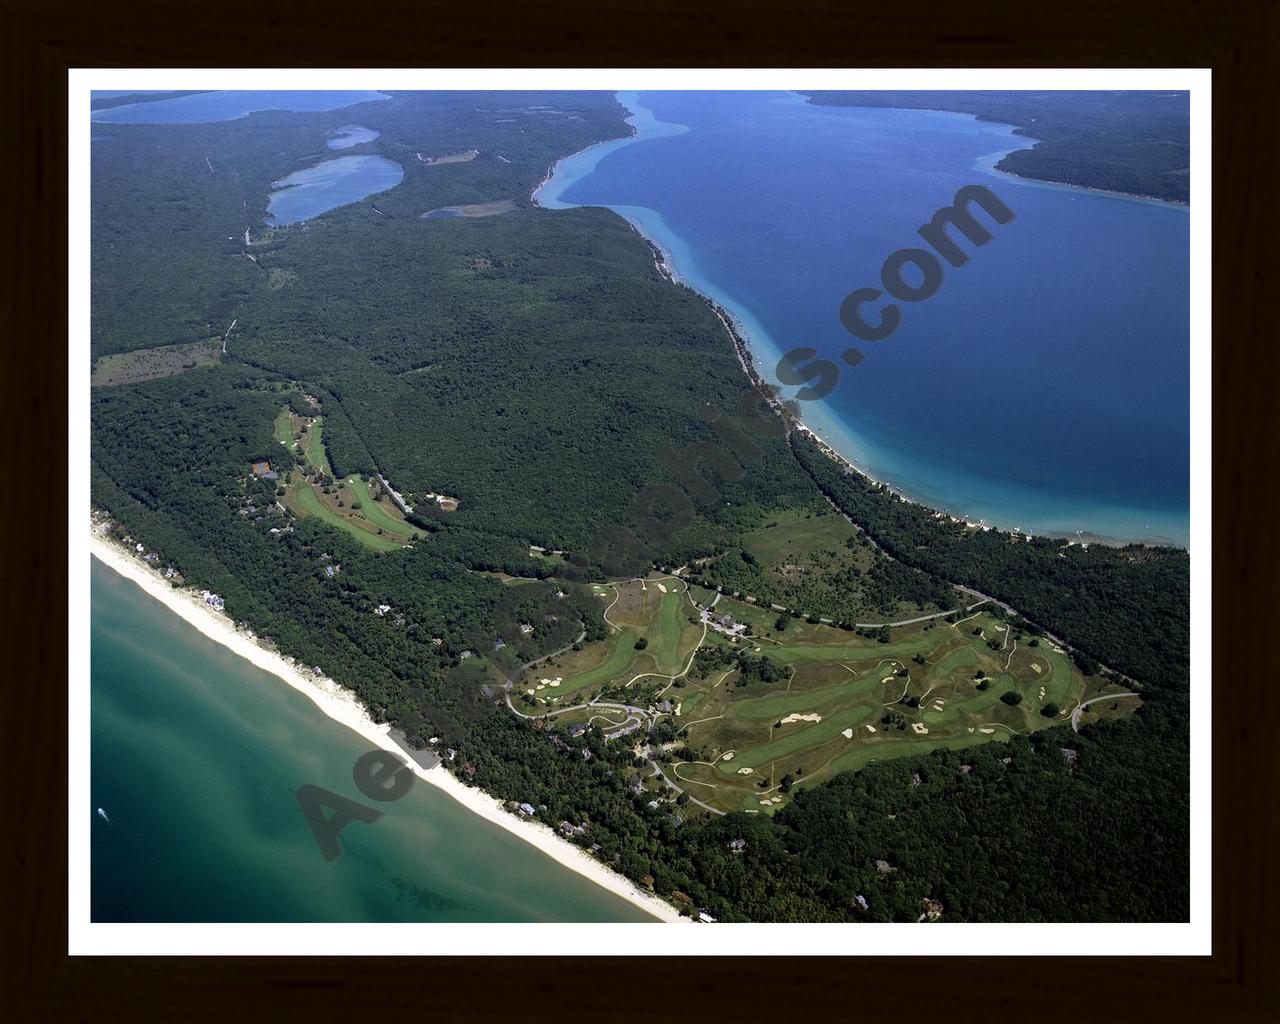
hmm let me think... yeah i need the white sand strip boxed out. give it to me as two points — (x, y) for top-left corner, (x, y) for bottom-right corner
(90, 535), (682, 923)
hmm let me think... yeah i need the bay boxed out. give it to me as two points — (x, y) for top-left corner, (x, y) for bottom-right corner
(540, 91), (1190, 545)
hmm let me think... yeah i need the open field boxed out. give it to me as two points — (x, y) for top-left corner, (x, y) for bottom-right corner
(705, 505), (953, 623)
(422, 200), (516, 219)
(91, 339), (221, 387)
(416, 149), (479, 165)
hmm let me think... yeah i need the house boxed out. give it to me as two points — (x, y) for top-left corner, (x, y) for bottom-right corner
(727, 838), (747, 852)
(251, 460), (272, 477)
(655, 700), (674, 714)
(517, 802), (536, 816)
(324, 564), (340, 578)
(697, 911), (716, 924)
(201, 591), (225, 611)
(568, 723), (588, 738)
(374, 604), (392, 616)
(519, 622), (534, 636)
(854, 894), (869, 911)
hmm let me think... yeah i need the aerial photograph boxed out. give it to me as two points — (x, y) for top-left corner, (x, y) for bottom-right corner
(86, 84), (1193, 927)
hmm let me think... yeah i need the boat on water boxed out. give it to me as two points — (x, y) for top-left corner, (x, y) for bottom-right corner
(96, 807), (110, 822)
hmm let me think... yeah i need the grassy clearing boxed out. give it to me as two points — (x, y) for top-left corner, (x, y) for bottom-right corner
(91, 339), (221, 387)
(290, 482), (404, 551)
(423, 199), (515, 218)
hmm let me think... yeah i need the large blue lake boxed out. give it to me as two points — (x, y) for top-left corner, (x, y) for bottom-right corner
(91, 90), (390, 124)
(539, 91), (1190, 545)
(265, 155), (404, 226)
(91, 560), (650, 922)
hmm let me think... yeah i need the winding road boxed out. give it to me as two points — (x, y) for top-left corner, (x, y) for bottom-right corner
(1070, 692), (1139, 732)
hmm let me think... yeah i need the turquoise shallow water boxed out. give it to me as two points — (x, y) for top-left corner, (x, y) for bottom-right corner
(540, 91), (1191, 546)
(90, 559), (651, 922)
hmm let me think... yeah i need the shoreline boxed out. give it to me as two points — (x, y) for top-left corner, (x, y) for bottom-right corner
(89, 530), (683, 924)
(624, 217), (1167, 550)
(536, 93), (1187, 551)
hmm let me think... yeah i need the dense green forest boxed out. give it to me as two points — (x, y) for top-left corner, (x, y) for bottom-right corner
(802, 91), (1190, 203)
(90, 90), (1190, 921)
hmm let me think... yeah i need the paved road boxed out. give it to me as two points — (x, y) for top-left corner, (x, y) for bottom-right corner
(1071, 692), (1139, 732)
(651, 760), (727, 816)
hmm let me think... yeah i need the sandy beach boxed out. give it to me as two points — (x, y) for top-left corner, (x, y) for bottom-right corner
(89, 531), (683, 924)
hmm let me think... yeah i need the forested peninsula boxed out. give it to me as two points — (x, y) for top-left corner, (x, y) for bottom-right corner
(802, 90), (1190, 203)
(90, 90), (1190, 921)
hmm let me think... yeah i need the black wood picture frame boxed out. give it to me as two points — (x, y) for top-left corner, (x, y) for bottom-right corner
(3, 0), (1274, 1018)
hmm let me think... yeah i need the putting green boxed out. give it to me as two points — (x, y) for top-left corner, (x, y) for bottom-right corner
(293, 482), (402, 551)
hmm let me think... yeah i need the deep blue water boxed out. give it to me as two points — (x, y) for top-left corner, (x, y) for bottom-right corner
(91, 90), (389, 124)
(327, 125), (380, 149)
(539, 91), (1190, 545)
(265, 155), (404, 226)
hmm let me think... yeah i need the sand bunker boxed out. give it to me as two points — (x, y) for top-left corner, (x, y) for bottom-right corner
(656, 583), (668, 593)
(721, 751), (735, 761)
(979, 727), (995, 734)
(737, 767), (753, 775)
(841, 728), (854, 739)
(911, 723), (929, 735)
(865, 725), (876, 733)
(779, 712), (822, 725)
(1031, 663), (1043, 674)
